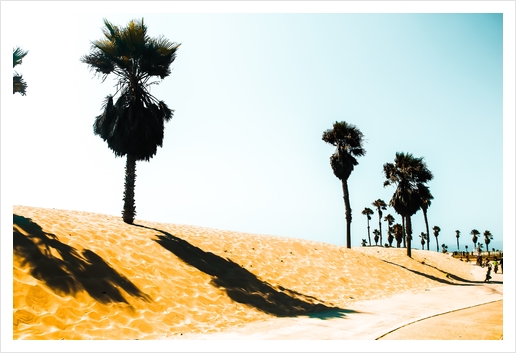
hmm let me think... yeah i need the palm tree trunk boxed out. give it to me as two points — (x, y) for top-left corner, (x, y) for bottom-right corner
(123, 154), (137, 224)
(435, 234), (439, 252)
(378, 214), (383, 247)
(406, 216), (412, 258)
(341, 180), (352, 249)
(402, 216), (406, 248)
(423, 209), (430, 251)
(367, 219), (371, 246)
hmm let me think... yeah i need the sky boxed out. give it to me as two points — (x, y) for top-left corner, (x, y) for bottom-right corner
(2, 2), (514, 252)
(1, 1), (515, 351)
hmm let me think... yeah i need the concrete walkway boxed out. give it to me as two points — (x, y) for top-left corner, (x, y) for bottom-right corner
(178, 267), (504, 341)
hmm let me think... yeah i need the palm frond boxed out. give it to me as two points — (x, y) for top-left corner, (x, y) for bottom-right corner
(13, 73), (27, 95)
(13, 47), (28, 68)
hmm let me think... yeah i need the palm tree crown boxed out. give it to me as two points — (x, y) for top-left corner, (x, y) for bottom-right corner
(81, 18), (180, 224)
(322, 121), (366, 249)
(471, 229), (480, 249)
(13, 47), (28, 96)
(81, 18), (180, 161)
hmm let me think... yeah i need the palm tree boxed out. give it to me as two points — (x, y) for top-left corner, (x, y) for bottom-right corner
(418, 185), (433, 251)
(455, 230), (461, 251)
(372, 199), (387, 247)
(373, 229), (380, 246)
(433, 225), (441, 252)
(383, 152), (433, 257)
(419, 232), (427, 250)
(322, 121), (366, 249)
(362, 207), (374, 246)
(392, 223), (403, 248)
(81, 18), (180, 224)
(384, 214), (395, 247)
(483, 230), (493, 251)
(471, 229), (480, 249)
(13, 47), (28, 95)
(441, 244), (448, 253)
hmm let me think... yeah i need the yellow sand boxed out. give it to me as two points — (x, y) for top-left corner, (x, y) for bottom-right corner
(12, 205), (480, 340)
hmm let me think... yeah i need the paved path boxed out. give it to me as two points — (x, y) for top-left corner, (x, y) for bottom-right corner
(179, 269), (504, 340)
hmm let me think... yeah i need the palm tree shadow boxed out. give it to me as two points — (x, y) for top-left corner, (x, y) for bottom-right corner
(135, 224), (356, 319)
(13, 214), (151, 305)
(382, 259), (478, 286)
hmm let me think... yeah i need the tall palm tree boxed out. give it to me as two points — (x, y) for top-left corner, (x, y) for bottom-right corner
(81, 18), (180, 224)
(392, 223), (403, 248)
(418, 185), (433, 250)
(433, 225), (441, 252)
(372, 199), (387, 247)
(455, 230), (461, 251)
(322, 121), (366, 249)
(361, 207), (374, 246)
(373, 229), (380, 246)
(483, 230), (493, 251)
(383, 152), (433, 257)
(384, 214), (395, 247)
(471, 229), (480, 249)
(13, 47), (28, 96)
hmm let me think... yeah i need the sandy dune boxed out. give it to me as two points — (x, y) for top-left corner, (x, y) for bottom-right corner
(11, 205), (504, 344)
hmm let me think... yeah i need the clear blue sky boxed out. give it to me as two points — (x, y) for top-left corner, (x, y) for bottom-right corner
(2, 3), (514, 252)
(2, 2), (515, 351)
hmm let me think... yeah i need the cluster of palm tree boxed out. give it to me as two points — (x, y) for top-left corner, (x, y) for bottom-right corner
(13, 47), (28, 96)
(470, 229), (494, 252)
(323, 120), (435, 257)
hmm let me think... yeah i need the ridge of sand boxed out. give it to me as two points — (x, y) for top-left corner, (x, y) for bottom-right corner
(11, 205), (501, 342)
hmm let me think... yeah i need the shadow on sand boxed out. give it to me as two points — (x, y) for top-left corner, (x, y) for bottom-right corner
(13, 214), (151, 305)
(382, 259), (492, 286)
(135, 224), (356, 319)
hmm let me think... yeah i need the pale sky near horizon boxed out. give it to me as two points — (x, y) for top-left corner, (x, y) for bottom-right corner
(1, 1), (515, 351)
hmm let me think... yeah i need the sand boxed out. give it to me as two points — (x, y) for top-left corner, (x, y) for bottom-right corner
(10, 205), (508, 348)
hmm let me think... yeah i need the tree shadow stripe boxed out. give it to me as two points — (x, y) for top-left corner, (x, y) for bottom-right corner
(136, 224), (356, 318)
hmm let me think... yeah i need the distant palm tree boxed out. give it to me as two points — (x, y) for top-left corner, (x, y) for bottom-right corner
(471, 229), (480, 249)
(81, 18), (180, 224)
(322, 121), (366, 249)
(418, 185), (433, 250)
(372, 199), (387, 247)
(13, 47), (28, 95)
(384, 214), (395, 247)
(455, 230), (461, 251)
(441, 244), (448, 253)
(361, 207), (374, 246)
(419, 232), (427, 250)
(483, 230), (493, 251)
(383, 152), (433, 257)
(433, 225), (441, 252)
(392, 223), (403, 248)
(477, 243), (484, 253)
(361, 239), (367, 247)
(373, 229), (380, 246)
(465, 245), (468, 254)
